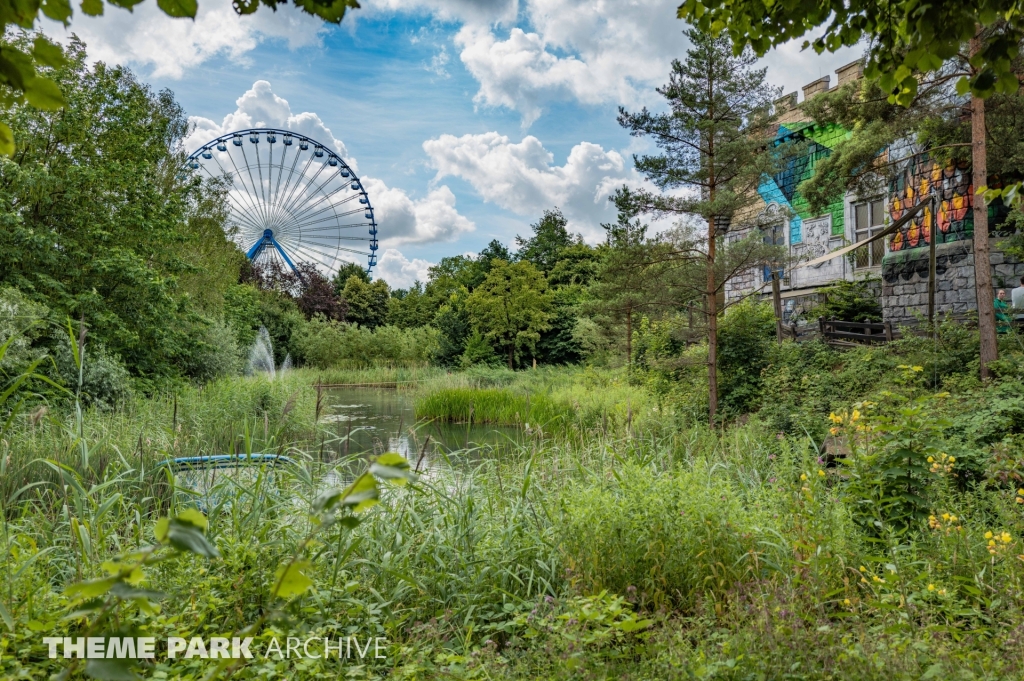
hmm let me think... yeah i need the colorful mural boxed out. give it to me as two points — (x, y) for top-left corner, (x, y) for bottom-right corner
(756, 122), (850, 244)
(888, 155), (973, 251)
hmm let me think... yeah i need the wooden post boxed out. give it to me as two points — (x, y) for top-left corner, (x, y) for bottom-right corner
(928, 194), (937, 329)
(884, 321), (893, 343)
(771, 271), (784, 344)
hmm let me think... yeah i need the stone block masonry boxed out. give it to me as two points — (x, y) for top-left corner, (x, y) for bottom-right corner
(880, 241), (1024, 321)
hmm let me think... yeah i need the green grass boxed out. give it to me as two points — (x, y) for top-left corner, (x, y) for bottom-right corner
(3, 364), (1024, 679)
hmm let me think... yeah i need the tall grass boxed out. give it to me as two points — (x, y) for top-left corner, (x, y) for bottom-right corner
(3, 364), (1024, 679)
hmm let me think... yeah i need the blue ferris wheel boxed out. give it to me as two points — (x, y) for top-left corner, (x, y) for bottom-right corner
(186, 128), (378, 275)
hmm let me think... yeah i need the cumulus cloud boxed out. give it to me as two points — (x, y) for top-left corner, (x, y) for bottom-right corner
(186, 80), (353, 162)
(42, 0), (325, 79)
(373, 248), (435, 288)
(454, 0), (683, 125)
(423, 131), (640, 239)
(364, 180), (475, 246)
(186, 81), (474, 247)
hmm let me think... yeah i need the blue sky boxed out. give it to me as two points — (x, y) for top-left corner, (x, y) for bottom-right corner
(43, 0), (861, 288)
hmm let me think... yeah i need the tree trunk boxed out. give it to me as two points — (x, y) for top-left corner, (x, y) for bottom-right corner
(508, 346), (514, 370)
(626, 309), (632, 367)
(971, 31), (998, 379)
(707, 215), (718, 427)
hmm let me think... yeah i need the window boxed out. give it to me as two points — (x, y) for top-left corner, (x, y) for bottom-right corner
(853, 199), (886, 268)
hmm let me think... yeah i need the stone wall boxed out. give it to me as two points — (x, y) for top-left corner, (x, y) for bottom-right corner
(880, 241), (1024, 321)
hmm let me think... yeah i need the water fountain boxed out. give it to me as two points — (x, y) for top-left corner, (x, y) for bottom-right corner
(246, 326), (291, 378)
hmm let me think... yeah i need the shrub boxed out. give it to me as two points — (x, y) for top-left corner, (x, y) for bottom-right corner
(717, 299), (776, 417)
(557, 463), (775, 609)
(460, 330), (500, 368)
(176, 318), (242, 382)
(51, 340), (132, 411)
(0, 286), (49, 373)
(292, 316), (438, 368)
(805, 278), (882, 322)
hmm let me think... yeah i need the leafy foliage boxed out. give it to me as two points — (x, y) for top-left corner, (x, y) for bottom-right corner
(466, 260), (553, 369)
(0, 38), (241, 383)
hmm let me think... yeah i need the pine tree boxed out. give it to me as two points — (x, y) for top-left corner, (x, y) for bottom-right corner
(615, 28), (784, 425)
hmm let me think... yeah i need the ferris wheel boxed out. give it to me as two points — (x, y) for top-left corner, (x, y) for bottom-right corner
(186, 128), (378, 275)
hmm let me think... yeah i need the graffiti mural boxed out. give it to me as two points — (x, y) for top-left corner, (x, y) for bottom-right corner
(757, 122), (850, 244)
(887, 153), (1012, 252)
(888, 155), (973, 251)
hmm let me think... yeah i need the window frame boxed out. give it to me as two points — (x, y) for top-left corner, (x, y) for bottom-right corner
(852, 197), (887, 269)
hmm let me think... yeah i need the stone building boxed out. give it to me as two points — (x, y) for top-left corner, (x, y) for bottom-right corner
(724, 61), (1020, 322)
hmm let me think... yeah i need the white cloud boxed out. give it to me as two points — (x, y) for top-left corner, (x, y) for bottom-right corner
(426, 45), (451, 78)
(453, 0), (684, 125)
(186, 80), (353, 162)
(364, 180), (475, 246)
(423, 131), (639, 239)
(374, 248), (434, 288)
(186, 81), (474, 252)
(43, 0), (325, 79)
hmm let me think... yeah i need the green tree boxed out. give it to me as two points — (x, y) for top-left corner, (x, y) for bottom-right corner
(431, 294), (472, 368)
(615, 28), (783, 424)
(466, 260), (553, 369)
(584, 214), (670, 364)
(678, 0), (1024, 378)
(0, 37), (240, 382)
(332, 261), (370, 294)
(388, 282), (436, 329)
(341, 276), (390, 329)
(516, 208), (577, 275)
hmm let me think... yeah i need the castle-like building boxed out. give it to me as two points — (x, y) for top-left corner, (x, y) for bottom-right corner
(724, 61), (1020, 322)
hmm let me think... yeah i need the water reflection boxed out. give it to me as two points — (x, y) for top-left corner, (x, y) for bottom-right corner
(321, 388), (522, 472)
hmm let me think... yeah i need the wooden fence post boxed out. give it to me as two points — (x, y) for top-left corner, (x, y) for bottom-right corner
(771, 272), (783, 345)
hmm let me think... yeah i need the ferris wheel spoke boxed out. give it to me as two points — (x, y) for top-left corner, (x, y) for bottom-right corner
(278, 157), (328, 218)
(288, 184), (359, 224)
(211, 153), (265, 226)
(290, 203), (366, 230)
(223, 150), (269, 229)
(284, 240), (341, 267)
(279, 162), (332, 218)
(199, 161), (266, 237)
(271, 147), (316, 222)
(238, 144), (270, 226)
(269, 146), (295, 214)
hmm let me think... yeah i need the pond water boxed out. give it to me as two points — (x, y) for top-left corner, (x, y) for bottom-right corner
(320, 388), (523, 471)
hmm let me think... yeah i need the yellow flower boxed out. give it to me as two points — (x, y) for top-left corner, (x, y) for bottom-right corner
(989, 539), (997, 547)
(941, 513), (950, 521)
(859, 566), (866, 572)
(830, 427), (840, 435)
(843, 598), (851, 606)
(800, 474), (807, 481)
(939, 589), (947, 596)
(927, 456), (935, 463)
(1001, 532), (1013, 544)
(851, 409), (861, 421)
(950, 515), (958, 522)
(1018, 489), (1024, 496)
(927, 584), (935, 591)
(1016, 497), (1023, 505)
(985, 531), (994, 539)
(947, 456), (955, 463)
(912, 366), (924, 372)
(818, 469), (826, 477)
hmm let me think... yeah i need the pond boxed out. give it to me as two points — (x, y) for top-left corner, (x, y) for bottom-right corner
(320, 387), (523, 471)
